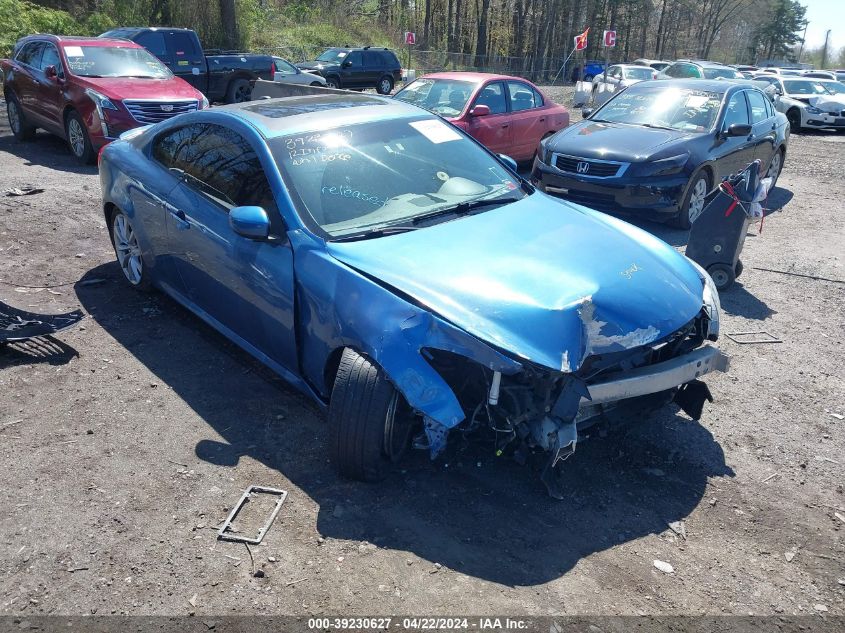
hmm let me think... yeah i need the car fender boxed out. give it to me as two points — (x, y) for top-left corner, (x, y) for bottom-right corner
(289, 231), (522, 428)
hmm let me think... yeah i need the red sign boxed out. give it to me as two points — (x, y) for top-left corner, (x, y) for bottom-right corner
(405, 32), (416, 45)
(574, 28), (589, 51)
(603, 30), (617, 47)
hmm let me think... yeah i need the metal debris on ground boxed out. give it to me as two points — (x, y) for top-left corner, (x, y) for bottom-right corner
(216, 485), (287, 545)
(752, 267), (844, 285)
(0, 300), (84, 343)
(725, 331), (783, 345)
(668, 520), (687, 539)
(4, 187), (45, 197)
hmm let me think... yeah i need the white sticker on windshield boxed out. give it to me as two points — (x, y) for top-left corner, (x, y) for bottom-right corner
(64, 46), (84, 57)
(685, 95), (708, 108)
(409, 119), (462, 144)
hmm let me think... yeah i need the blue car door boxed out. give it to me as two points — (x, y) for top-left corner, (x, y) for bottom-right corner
(150, 122), (299, 374)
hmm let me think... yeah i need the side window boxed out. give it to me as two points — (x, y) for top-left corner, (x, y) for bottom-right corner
(274, 58), (297, 75)
(39, 44), (63, 76)
(183, 125), (278, 214)
(722, 92), (750, 129)
(474, 81), (507, 114)
(666, 64), (681, 78)
(152, 124), (203, 172)
(532, 87), (544, 107)
(16, 42), (44, 67)
(746, 90), (769, 123)
(764, 96), (775, 118)
(383, 51), (400, 68)
(363, 51), (380, 67)
(168, 32), (200, 61)
(136, 31), (168, 59)
(345, 51), (362, 68)
(507, 81), (538, 112)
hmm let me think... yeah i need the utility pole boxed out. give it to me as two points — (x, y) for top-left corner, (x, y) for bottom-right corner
(797, 22), (808, 63)
(821, 29), (831, 69)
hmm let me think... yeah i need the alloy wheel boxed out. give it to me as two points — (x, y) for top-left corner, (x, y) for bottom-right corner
(113, 214), (143, 285)
(379, 78), (392, 94)
(235, 84), (251, 102)
(688, 177), (708, 223)
(68, 118), (85, 157)
(767, 151), (782, 182)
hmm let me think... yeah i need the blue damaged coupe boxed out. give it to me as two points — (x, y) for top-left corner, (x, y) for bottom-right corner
(99, 92), (729, 496)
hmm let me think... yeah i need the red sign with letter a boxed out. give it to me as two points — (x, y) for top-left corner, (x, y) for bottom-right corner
(405, 32), (416, 45)
(603, 30), (617, 47)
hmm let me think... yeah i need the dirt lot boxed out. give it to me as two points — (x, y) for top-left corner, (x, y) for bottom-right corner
(0, 89), (843, 618)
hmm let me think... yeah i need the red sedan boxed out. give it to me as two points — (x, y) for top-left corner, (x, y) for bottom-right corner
(394, 72), (569, 161)
(2, 35), (207, 163)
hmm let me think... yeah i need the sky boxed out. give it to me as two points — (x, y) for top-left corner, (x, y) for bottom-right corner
(801, 0), (843, 52)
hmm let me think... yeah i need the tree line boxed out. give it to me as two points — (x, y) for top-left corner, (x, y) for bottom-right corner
(4, 0), (840, 74)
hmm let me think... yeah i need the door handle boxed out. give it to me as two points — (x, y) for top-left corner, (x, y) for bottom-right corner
(502, 123), (509, 128)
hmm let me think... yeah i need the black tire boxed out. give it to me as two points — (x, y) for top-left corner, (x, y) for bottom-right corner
(673, 169), (711, 230)
(707, 263), (735, 291)
(65, 110), (96, 164)
(309, 81), (324, 87)
(376, 75), (394, 95)
(226, 78), (252, 104)
(328, 348), (411, 482)
(325, 76), (341, 89)
(766, 147), (785, 187)
(6, 94), (36, 141)
(734, 259), (744, 279)
(786, 108), (801, 133)
(109, 208), (152, 292)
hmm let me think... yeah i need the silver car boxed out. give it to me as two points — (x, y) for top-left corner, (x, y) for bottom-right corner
(591, 64), (655, 100)
(272, 57), (327, 87)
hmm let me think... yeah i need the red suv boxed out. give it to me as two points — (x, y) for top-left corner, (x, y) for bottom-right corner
(2, 35), (208, 163)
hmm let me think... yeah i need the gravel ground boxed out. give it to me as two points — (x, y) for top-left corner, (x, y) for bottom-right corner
(0, 88), (843, 618)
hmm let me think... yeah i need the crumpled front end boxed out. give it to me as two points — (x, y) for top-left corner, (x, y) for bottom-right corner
(418, 296), (727, 497)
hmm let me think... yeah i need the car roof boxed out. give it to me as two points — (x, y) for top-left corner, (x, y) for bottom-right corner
(212, 92), (427, 139)
(417, 71), (531, 83)
(17, 34), (141, 48)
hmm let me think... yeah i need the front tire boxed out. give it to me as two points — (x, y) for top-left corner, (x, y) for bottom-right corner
(7, 94), (36, 141)
(325, 76), (341, 89)
(328, 348), (412, 482)
(65, 110), (95, 164)
(376, 75), (394, 95)
(110, 209), (151, 291)
(786, 108), (802, 133)
(673, 169), (711, 230)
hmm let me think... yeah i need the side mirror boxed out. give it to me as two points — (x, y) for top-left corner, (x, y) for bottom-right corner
(469, 104), (491, 117)
(342, 60), (352, 68)
(44, 65), (58, 80)
(725, 123), (752, 137)
(497, 154), (518, 172)
(581, 107), (593, 119)
(229, 206), (270, 240)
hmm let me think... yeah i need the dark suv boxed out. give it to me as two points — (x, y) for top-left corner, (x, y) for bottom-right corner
(296, 47), (401, 94)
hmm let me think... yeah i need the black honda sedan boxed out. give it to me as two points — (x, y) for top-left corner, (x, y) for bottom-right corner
(531, 80), (789, 228)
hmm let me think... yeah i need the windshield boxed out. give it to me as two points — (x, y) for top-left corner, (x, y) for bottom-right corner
(783, 79), (830, 95)
(316, 49), (348, 63)
(63, 45), (171, 78)
(393, 78), (477, 117)
(593, 87), (723, 133)
(820, 81), (845, 95)
(269, 117), (526, 239)
(624, 67), (654, 80)
(702, 67), (743, 80)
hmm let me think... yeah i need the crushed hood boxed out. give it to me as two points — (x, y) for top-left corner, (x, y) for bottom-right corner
(808, 94), (845, 112)
(546, 120), (695, 162)
(327, 194), (705, 373)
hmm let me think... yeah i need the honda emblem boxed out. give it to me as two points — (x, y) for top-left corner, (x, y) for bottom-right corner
(576, 161), (590, 174)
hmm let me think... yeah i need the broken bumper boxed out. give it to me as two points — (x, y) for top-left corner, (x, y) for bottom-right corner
(583, 345), (729, 407)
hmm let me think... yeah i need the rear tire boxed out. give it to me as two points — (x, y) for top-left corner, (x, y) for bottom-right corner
(65, 110), (95, 164)
(325, 76), (341, 89)
(376, 75), (394, 95)
(226, 78), (252, 104)
(766, 148), (784, 187)
(328, 348), (410, 482)
(309, 81), (324, 87)
(6, 94), (36, 141)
